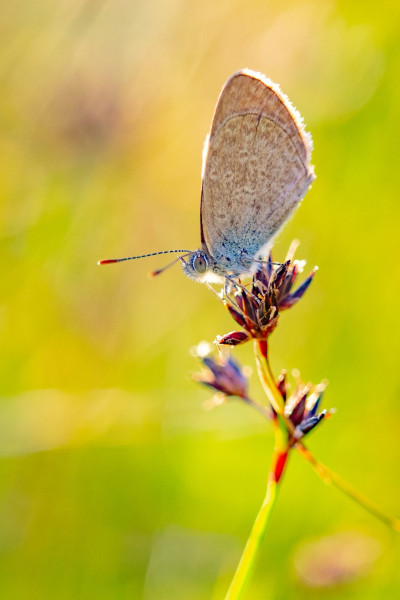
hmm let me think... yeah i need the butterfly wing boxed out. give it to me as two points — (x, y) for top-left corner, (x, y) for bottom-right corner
(200, 69), (315, 274)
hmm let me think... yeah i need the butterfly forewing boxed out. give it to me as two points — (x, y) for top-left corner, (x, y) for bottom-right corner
(200, 69), (315, 274)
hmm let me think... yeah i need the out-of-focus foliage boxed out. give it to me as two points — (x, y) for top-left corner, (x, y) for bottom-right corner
(0, 1), (399, 598)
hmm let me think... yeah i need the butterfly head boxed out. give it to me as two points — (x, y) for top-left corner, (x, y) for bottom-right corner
(181, 249), (224, 283)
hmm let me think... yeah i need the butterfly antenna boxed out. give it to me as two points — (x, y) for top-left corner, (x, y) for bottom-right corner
(149, 253), (191, 278)
(97, 249), (192, 266)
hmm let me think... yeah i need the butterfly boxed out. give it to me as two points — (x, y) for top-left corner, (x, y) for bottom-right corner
(99, 69), (315, 285)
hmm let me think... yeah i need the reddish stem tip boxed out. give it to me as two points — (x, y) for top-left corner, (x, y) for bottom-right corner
(274, 451), (288, 483)
(258, 340), (269, 359)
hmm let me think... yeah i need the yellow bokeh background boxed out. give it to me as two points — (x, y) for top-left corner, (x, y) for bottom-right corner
(1, 1), (400, 597)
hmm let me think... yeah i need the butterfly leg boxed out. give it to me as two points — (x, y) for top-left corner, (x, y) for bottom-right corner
(225, 276), (261, 305)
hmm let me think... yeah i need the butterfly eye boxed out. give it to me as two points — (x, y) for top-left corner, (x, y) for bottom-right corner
(193, 252), (208, 274)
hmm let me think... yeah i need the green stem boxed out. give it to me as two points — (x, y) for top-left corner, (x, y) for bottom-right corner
(254, 340), (285, 416)
(253, 338), (400, 538)
(254, 340), (295, 437)
(297, 444), (400, 533)
(253, 339), (400, 533)
(224, 444), (286, 600)
(242, 396), (271, 420)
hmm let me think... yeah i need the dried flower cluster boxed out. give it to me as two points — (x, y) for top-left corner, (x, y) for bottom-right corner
(195, 244), (330, 445)
(277, 370), (330, 444)
(195, 354), (249, 400)
(217, 252), (317, 346)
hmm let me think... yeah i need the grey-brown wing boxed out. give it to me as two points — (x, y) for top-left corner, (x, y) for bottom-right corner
(200, 69), (315, 273)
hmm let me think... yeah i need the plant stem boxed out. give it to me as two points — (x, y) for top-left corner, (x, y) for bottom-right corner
(254, 340), (285, 416)
(254, 341), (295, 437)
(224, 443), (286, 600)
(225, 339), (290, 600)
(254, 339), (400, 534)
(297, 444), (400, 533)
(242, 396), (271, 420)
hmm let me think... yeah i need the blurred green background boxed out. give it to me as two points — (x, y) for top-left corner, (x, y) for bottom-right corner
(1, 0), (400, 598)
